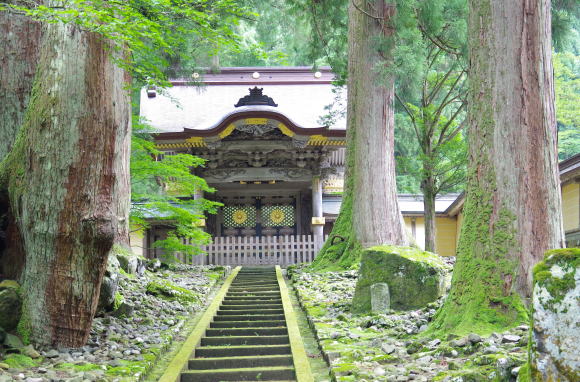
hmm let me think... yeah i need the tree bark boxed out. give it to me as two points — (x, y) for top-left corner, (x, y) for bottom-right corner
(312, 0), (407, 269)
(350, 0), (407, 248)
(430, 0), (564, 335)
(0, 16), (131, 346)
(422, 174), (437, 253)
(0, 7), (41, 279)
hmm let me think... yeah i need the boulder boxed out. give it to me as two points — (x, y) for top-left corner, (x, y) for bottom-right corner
(530, 248), (580, 382)
(0, 282), (21, 331)
(98, 255), (120, 312)
(117, 253), (139, 274)
(352, 246), (448, 312)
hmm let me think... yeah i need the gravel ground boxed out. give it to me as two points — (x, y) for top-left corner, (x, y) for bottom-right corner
(290, 259), (529, 382)
(0, 264), (227, 382)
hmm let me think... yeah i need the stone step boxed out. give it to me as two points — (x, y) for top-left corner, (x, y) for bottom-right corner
(217, 309), (285, 315)
(220, 304), (283, 310)
(210, 320), (287, 328)
(224, 296), (282, 301)
(226, 291), (281, 296)
(214, 314), (286, 321)
(222, 300), (282, 305)
(205, 327), (288, 337)
(195, 344), (292, 358)
(201, 335), (290, 346)
(228, 286), (279, 291)
(188, 355), (293, 370)
(180, 366), (295, 382)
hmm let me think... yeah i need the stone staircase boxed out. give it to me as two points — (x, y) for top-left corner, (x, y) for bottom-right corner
(180, 267), (297, 382)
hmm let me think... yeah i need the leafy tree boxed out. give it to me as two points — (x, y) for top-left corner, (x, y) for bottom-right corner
(394, 7), (468, 251)
(554, 51), (580, 160)
(130, 121), (221, 261)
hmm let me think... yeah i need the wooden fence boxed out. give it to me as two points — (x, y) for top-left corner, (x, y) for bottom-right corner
(174, 235), (327, 266)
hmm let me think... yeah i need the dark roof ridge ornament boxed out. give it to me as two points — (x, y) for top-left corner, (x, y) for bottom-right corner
(234, 86), (278, 107)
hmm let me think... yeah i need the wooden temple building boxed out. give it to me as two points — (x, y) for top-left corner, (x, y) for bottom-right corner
(132, 67), (580, 265)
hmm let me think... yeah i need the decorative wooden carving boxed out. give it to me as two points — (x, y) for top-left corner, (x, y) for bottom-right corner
(234, 87), (278, 107)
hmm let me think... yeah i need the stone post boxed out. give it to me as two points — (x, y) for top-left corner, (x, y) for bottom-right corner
(311, 176), (325, 248)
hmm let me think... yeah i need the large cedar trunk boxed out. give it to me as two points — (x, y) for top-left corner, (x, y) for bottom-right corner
(312, 0), (407, 268)
(430, 0), (564, 335)
(350, 0), (407, 248)
(314, 0), (407, 268)
(0, 17), (131, 346)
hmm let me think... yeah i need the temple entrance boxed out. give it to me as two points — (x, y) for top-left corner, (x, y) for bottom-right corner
(220, 196), (297, 238)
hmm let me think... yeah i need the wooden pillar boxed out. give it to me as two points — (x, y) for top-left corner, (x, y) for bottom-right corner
(311, 176), (325, 241)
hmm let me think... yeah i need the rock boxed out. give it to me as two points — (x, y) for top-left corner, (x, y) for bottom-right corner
(45, 349), (60, 358)
(352, 246), (448, 312)
(495, 357), (514, 381)
(373, 366), (386, 376)
(147, 259), (161, 271)
(427, 339), (441, 349)
(468, 333), (482, 344)
(330, 332), (340, 340)
(0, 286), (22, 331)
(112, 302), (134, 318)
(381, 343), (396, 354)
(98, 255), (120, 312)
(511, 366), (521, 377)
(502, 334), (521, 343)
(4, 333), (24, 349)
(530, 248), (580, 382)
(22, 345), (41, 359)
(25, 378), (43, 382)
(370, 283), (390, 313)
(0, 362), (9, 369)
(483, 345), (499, 354)
(451, 337), (469, 347)
(0, 326), (5, 343)
(117, 252), (139, 275)
(0, 280), (20, 291)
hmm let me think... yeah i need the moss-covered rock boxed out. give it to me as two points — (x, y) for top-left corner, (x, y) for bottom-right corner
(145, 279), (199, 304)
(352, 245), (448, 313)
(0, 283), (21, 331)
(530, 248), (580, 382)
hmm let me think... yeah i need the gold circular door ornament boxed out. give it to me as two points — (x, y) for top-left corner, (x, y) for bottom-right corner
(270, 208), (285, 224)
(232, 210), (248, 224)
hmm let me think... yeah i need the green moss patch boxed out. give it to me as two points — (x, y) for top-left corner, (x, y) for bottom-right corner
(2, 353), (39, 368)
(533, 248), (580, 311)
(146, 279), (200, 304)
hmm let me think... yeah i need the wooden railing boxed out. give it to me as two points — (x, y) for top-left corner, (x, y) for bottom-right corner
(174, 235), (327, 266)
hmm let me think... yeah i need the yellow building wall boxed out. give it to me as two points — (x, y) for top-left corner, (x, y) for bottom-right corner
(435, 217), (458, 257)
(129, 229), (146, 257)
(562, 182), (580, 232)
(403, 216), (458, 256)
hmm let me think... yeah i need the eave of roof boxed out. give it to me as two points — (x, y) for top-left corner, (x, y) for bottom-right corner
(169, 66), (336, 86)
(155, 108), (346, 141)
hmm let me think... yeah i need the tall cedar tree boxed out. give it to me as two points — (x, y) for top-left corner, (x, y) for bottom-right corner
(0, 0), (245, 346)
(430, 0), (565, 336)
(0, 9), (131, 346)
(313, 0), (408, 269)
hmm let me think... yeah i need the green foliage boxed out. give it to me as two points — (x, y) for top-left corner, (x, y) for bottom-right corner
(1, 0), (252, 87)
(554, 51), (580, 160)
(131, 119), (221, 261)
(113, 292), (124, 311)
